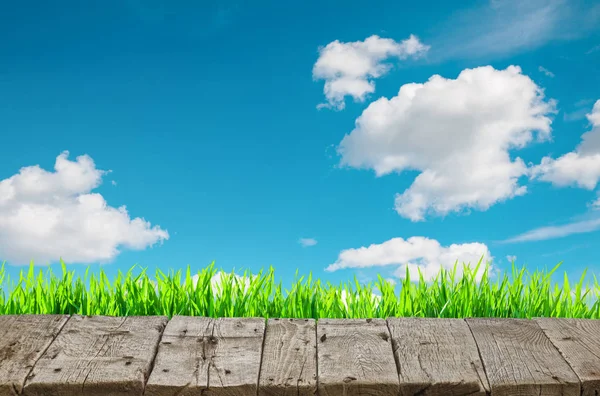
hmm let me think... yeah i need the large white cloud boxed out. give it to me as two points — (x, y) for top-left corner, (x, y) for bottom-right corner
(326, 236), (493, 283)
(313, 34), (429, 110)
(0, 151), (169, 265)
(337, 65), (557, 221)
(530, 100), (600, 189)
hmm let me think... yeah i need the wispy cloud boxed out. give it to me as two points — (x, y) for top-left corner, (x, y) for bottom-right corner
(298, 237), (318, 247)
(427, 0), (600, 62)
(564, 108), (591, 122)
(506, 255), (517, 263)
(586, 44), (600, 54)
(538, 66), (555, 77)
(502, 216), (600, 243)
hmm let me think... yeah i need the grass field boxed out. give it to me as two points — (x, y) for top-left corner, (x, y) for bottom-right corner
(0, 258), (598, 319)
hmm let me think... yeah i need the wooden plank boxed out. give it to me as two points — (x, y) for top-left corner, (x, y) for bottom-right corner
(534, 317), (600, 396)
(258, 318), (317, 396)
(387, 317), (489, 396)
(465, 318), (581, 396)
(317, 318), (399, 396)
(0, 314), (70, 396)
(144, 315), (213, 396)
(146, 316), (265, 396)
(21, 315), (167, 396)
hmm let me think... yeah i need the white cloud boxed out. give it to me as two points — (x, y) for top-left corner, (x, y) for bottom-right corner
(299, 237), (318, 247)
(429, 0), (600, 62)
(587, 44), (600, 55)
(337, 65), (556, 221)
(538, 66), (555, 77)
(0, 151), (169, 265)
(313, 34), (430, 110)
(506, 255), (517, 263)
(563, 108), (590, 122)
(503, 217), (600, 242)
(590, 195), (600, 210)
(326, 236), (493, 283)
(530, 100), (600, 189)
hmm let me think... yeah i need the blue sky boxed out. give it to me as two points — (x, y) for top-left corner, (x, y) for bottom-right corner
(1, 0), (599, 300)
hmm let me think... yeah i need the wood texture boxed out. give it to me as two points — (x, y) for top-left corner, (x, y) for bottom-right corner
(21, 315), (167, 396)
(146, 316), (266, 396)
(258, 318), (317, 396)
(534, 317), (600, 396)
(317, 318), (399, 396)
(387, 317), (489, 396)
(466, 317), (581, 396)
(0, 315), (69, 396)
(2, 315), (600, 395)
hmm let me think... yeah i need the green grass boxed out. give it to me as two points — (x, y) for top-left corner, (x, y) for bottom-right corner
(0, 258), (598, 319)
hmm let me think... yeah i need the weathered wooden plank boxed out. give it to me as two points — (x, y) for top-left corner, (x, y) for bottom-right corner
(21, 315), (167, 396)
(534, 317), (600, 396)
(0, 314), (70, 396)
(146, 316), (265, 396)
(317, 318), (399, 396)
(465, 318), (581, 396)
(387, 317), (489, 396)
(258, 318), (317, 396)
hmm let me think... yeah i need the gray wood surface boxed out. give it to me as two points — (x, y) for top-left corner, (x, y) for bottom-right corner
(0, 315), (69, 396)
(146, 316), (265, 396)
(258, 318), (317, 396)
(2, 315), (600, 395)
(466, 317), (581, 396)
(387, 317), (489, 396)
(21, 315), (167, 396)
(317, 318), (399, 396)
(535, 317), (600, 396)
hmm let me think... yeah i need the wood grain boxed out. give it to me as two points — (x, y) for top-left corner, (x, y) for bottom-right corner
(387, 317), (489, 396)
(146, 316), (265, 396)
(0, 315), (69, 396)
(535, 317), (600, 396)
(21, 315), (167, 396)
(258, 318), (317, 396)
(466, 317), (581, 396)
(317, 318), (399, 396)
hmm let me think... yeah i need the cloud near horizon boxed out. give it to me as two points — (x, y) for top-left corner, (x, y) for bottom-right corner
(0, 151), (169, 265)
(313, 34), (430, 110)
(337, 65), (557, 221)
(502, 216), (600, 243)
(326, 236), (493, 283)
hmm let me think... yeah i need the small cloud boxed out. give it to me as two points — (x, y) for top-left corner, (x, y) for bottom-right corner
(326, 236), (493, 283)
(506, 255), (517, 263)
(538, 66), (555, 77)
(563, 108), (590, 122)
(299, 237), (318, 247)
(313, 34), (430, 110)
(574, 98), (594, 107)
(586, 44), (600, 55)
(111, 180), (117, 186)
(589, 195), (600, 210)
(563, 98), (594, 122)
